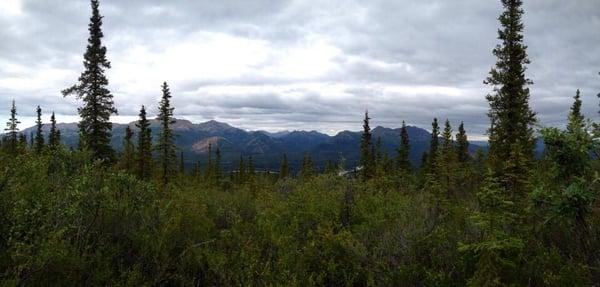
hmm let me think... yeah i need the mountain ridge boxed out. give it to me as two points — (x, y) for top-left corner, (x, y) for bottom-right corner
(20, 119), (486, 171)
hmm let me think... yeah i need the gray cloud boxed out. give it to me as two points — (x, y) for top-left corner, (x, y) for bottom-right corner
(0, 0), (599, 138)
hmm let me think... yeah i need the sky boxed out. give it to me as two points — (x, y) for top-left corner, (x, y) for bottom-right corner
(0, 0), (599, 139)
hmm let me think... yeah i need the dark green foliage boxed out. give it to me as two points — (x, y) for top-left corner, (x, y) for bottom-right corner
(48, 112), (61, 149)
(397, 121), (411, 173)
(359, 111), (373, 180)
(135, 106), (152, 180)
(485, 0), (536, 197)
(62, 0), (117, 162)
(4, 100), (20, 154)
(119, 126), (135, 172)
(428, 118), (440, 170)
(456, 122), (469, 163)
(34, 105), (44, 154)
(301, 153), (315, 178)
(155, 82), (177, 187)
(214, 147), (222, 181)
(279, 153), (289, 179)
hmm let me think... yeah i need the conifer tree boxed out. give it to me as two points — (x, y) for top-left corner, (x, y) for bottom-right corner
(455, 121), (470, 163)
(567, 89), (584, 134)
(179, 151), (185, 175)
(4, 100), (20, 153)
(427, 118), (440, 171)
(48, 112), (61, 149)
(485, 0), (536, 197)
(397, 121), (411, 172)
(238, 155), (246, 183)
(279, 153), (289, 179)
(206, 143), (213, 180)
(155, 82), (177, 187)
(215, 147), (222, 181)
(136, 105), (152, 180)
(34, 105), (44, 154)
(301, 153), (315, 178)
(359, 111), (373, 180)
(438, 119), (458, 198)
(62, 0), (117, 161)
(120, 126), (135, 172)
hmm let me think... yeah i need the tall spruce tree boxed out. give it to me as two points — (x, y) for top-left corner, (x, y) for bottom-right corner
(237, 155), (246, 183)
(567, 89), (584, 134)
(301, 153), (315, 178)
(280, 153), (289, 179)
(4, 100), (20, 153)
(397, 121), (411, 172)
(215, 147), (222, 181)
(485, 0), (536, 196)
(427, 118), (440, 171)
(438, 119), (458, 198)
(359, 111), (373, 180)
(456, 121), (470, 163)
(62, 0), (117, 161)
(120, 126), (135, 172)
(136, 105), (153, 180)
(155, 82), (177, 187)
(34, 105), (44, 154)
(48, 112), (61, 148)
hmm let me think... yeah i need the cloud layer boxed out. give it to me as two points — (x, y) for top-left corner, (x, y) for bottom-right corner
(1, 0), (599, 138)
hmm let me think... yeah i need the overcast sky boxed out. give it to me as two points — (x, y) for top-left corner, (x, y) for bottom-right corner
(0, 0), (599, 138)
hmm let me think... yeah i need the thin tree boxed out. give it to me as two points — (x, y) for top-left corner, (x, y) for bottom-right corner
(62, 0), (117, 161)
(155, 82), (177, 187)
(427, 118), (440, 171)
(455, 121), (470, 163)
(34, 105), (44, 154)
(48, 112), (61, 149)
(397, 121), (411, 172)
(359, 111), (373, 180)
(215, 147), (222, 181)
(279, 153), (289, 179)
(136, 105), (153, 180)
(4, 100), (20, 153)
(120, 126), (135, 172)
(485, 0), (536, 197)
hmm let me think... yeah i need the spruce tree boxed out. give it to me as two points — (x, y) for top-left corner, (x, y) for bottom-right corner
(206, 143), (213, 180)
(215, 147), (222, 181)
(397, 121), (411, 172)
(359, 111), (373, 180)
(439, 119), (458, 198)
(48, 112), (61, 149)
(179, 151), (185, 175)
(34, 105), (44, 154)
(4, 100), (20, 153)
(456, 121), (470, 163)
(136, 105), (153, 180)
(62, 0), (117, 161)
(155, 82), (177, 187)
(120, 126), (135, 172)
(301, 153), (315, 178)
(238, 155), (246, 183)
(279, 153), (289, 179)
(567, 89), (584, 134)
(427, 118), (440, 171)
(485, 0), (536, 197)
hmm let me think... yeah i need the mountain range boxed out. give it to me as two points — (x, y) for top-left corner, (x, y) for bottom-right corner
(21, 119), (486, 172)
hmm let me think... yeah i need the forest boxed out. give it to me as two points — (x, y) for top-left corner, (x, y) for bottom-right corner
(1, 0), (599, 286)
